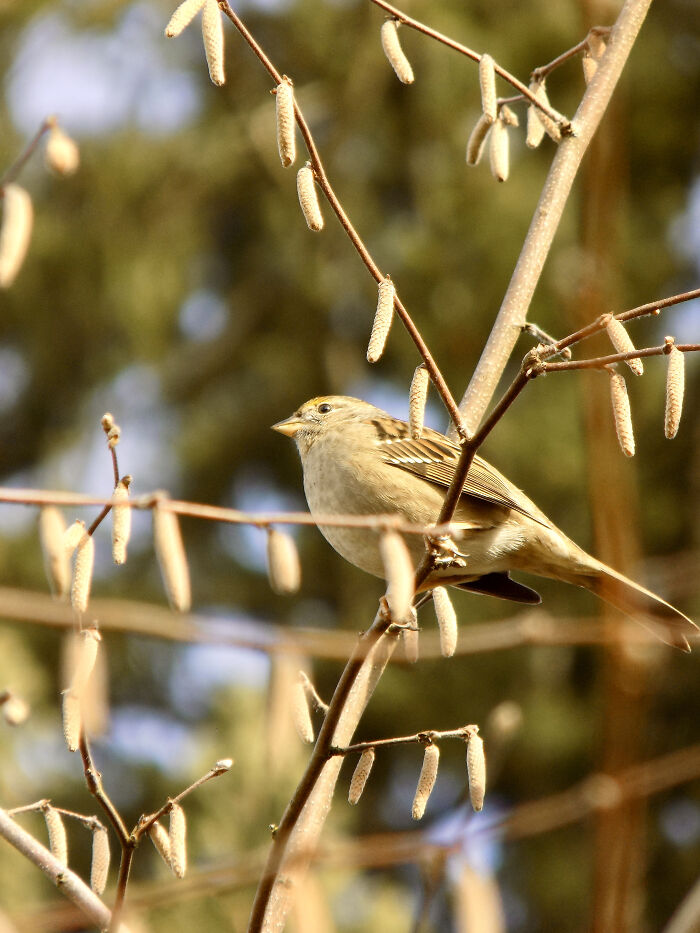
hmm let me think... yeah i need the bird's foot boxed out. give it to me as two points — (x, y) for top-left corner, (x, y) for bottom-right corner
(428, 535), (467, 569)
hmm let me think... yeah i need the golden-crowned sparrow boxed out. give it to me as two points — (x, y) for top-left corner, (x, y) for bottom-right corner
(273, 395), (696, 650)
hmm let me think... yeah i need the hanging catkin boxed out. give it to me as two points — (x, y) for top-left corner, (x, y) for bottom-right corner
(0, 184), (33, 288)
(367, 277), (395, 363)
(478, 55), (497, 123)
(201, 0), (225, 85)
(664, 342), (684, 439)
(348, 748), (376, 805)
(408, 365), (429, 439)
(276, 78), (296, 168)
(380, 19), (414, 85)
(466, 732), (486, 811)
(433, 586), (458, 657)
(608, 370), (635, 457)
(606, 317), (643, 375)
(412, 744), (440, 820)
(296, 164), (324, 231)
(153, 500), (191, 612)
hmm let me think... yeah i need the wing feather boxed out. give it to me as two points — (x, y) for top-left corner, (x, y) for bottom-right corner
(375, 421), (550, 526)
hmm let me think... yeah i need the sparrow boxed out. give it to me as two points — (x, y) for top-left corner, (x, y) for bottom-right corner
(273, 395), (696, 651)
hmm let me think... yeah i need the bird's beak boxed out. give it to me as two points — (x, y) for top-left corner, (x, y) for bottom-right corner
(271, 414), (303, 437)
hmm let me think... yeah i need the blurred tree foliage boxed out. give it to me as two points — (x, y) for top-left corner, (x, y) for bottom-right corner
(0, 0), (698, 930)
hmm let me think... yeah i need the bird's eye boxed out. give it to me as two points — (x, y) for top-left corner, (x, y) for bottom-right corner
(317, 402), (333, 414)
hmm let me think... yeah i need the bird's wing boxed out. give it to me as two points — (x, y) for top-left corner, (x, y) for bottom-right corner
(371, 417), (550, 526)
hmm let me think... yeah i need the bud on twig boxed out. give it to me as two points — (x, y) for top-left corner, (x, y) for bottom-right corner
(112, 477), (132, 565)
(292, 675), (315, 744)
(412, 743), (440, 820)
(380, 530), (414, 622)
(165, 0), (206, 37)
(433, 586), (458, 657)
(606, 317), (643, 375)
(153, 500), (191, 612)
(367, 276), (395, 363)
(44, 807), (68, 866)
(664, 341), (684, 439)
(0, 184), (33, 288)
(380, 19), (414, 85)
(71, 533), (95, 614)
(488, 117), (509, 183)
(478, 54), (497, 124)
(582, 32), (607, 84)
(62, 691), (81, 752)
(348, 748), (375, 805)
(466, 731), (486, 811)
(148, 820), (172, 867)
(90, 825), (110, 894)
(296, 164), (324, 231)
(39, 507), (70, 598)
(608, 369), (635, 457)
(45, 126), (80, 176)
(201, 0), (225, 86)
(266, 528), (301, 594)
(408, 364), (429, 439)
(276, 78), (296, 168)
(169, 803), (187, 879)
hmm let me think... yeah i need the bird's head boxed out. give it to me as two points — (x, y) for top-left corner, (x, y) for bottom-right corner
(272, 395), (376, 454)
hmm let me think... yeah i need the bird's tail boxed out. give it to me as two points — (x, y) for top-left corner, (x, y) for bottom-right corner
(572, 561), (697, 652)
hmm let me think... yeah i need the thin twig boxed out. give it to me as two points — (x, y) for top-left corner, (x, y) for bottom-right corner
(333, 723), (479, 756)
(0, 119), (53, 189)
(532, 27), (612, 81)
(541, 343), (700, 373)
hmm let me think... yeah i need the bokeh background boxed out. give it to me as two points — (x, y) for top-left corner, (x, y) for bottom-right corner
(0, 0), (699, 930)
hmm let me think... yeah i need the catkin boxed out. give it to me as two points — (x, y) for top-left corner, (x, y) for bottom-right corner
(296, 164), (324, 232)
(148, 821), (172, 866)
(90, 826), (110, 894)
(276, 78), (296, 168)
(488, 117), (509, 183)
(69, 628), (101, 696)
(169, 804), (187, 879)
(408, 365), (429, 439)
(0, 184), (33, 288)
(664, 344), (684, 439)
(112, 477), (131, 565)
(466, 732), (486, 811)
(380, 19), (414, 85)
(45, 126), (80, 176)
(62, 690), (81, 751)
(606, 318), (643, 375)
(266, 528), (301, 594)
(44, 807), (68, 866)
(379, 530), (414, 622)
(526, 80), (561, 147)
(63, 519), (86, 556)
(433, 586), (458, 657)
(403, 624), (419, 664)
(609, 370), (635, 457)
(153, 500), (191, 612)
(165, 0), (206, 37)
(499, 104), (519, 128)
(367, 276), (395, 363)
(348, 748), (375, 805)
(71, 533), (95, 614)
(201, 0), (225, 86)
(292, 676), (315, 744)
(466, 114), (492, 166)
(412, 744), (440, 820)
(40, 507), (70, 598)
(478, 54), (497, 124)
(3, 695), (29, 726)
